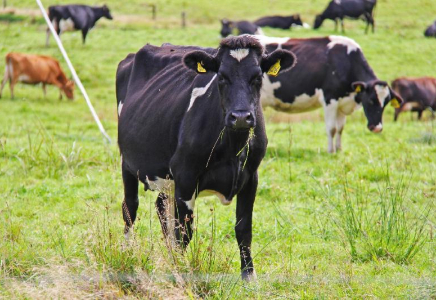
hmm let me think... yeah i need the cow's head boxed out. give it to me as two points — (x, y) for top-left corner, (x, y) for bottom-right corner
(352, 80), (403, 133)
(102, 4), (113, 20)
(220, 19), (234, 38)
(183, 36), (296, 131)
(63, 80), (75, 100)
(313, 15), (323, 29)
(293, 14), (303, 26)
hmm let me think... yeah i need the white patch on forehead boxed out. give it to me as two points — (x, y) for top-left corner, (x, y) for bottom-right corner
(118, 102), (123, 116)
(374, 84), (390, 107)
(229, 48), (250, 62)
(59, 18), (75, 32)
(327, 35), (361, 54)
(187, 74), (217, 112)
(254, 35), (290, 49)
(334, 0), (341, 4)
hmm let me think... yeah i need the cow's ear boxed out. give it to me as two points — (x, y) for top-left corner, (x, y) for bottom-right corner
(389, 88), (403, 108)
(183, 50), (219, 74)
(261, 49), (296, 77)
(351, 81), (367, 93)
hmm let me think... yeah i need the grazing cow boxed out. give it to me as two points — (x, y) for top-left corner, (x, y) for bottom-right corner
(220, 19), (263, 37)
(116, 36), (295, 279)
(46, 4), (113, 46)
(392, 77), (436, 121)
(255, 35), (402, 153)
(424, 20), (436, 37)
(0, 53), (74, 100)
(314, 0), (377, 33)
(254, 14), (303, 29)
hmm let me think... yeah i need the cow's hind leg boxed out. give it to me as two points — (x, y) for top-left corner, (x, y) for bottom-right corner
(121, 164), (139, 239)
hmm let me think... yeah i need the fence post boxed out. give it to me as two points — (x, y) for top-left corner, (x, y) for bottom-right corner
(181, 11), (186, 28)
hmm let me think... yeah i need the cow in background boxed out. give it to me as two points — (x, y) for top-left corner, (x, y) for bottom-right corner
(254, 15), (304, 29)
(46, 4), (113, 46)
(314, 0), (377, 33)
(220, 19), (263, 37)
(392, 77), (436, 121)
(255, 35), (402, 153)
(424, 20), (436, 37)
(0, 53), (74, 100)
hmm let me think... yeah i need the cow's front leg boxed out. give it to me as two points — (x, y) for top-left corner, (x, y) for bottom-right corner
(324, 99), (339, 153)
(236, 172), (258, 281)
(335, 112), (347, 151)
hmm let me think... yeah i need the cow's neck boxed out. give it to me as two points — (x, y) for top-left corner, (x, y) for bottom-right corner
(351, 58), (377, 83)
(91, 7), (105, 22)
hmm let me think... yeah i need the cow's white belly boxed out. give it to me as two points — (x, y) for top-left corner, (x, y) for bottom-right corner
(17, 74), (31, 82)
(59, 18), (75, 32)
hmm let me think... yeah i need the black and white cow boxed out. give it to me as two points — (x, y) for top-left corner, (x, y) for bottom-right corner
(424, 20), (436, 37)
(220, 19), (263, 37)
(314, 0), (377, 33)
(46, 4), (113, 46)
(255, 35), (402, 153)
(254, 14), (303, 29)
(116, 36), (295, 279)
(392, 77), (436, 121)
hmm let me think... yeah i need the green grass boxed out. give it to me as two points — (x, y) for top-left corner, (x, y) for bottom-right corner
(1, 0), (436, 298)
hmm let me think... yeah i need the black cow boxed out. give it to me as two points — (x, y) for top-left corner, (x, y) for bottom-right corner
(220, 19), (263, 37)
(424, 20), (436, 37)
(314, 0), (377, 33)
(254, 14), (303, 29)
(46, 4), (113, 45)
(392, 77), (436, 121)
(116, 36), (295, 280)
(255, 35), (402, 153)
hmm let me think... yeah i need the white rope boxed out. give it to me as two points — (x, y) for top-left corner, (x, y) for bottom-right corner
(35, 0), (112, 144)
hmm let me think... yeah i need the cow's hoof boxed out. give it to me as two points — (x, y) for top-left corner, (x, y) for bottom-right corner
(241, 269), (257, 282)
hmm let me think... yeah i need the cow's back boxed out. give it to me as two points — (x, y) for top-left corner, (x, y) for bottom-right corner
(6, 53), (62, 83)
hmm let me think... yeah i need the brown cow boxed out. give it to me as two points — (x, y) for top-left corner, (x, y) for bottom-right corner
(392, 77), (436, 121)
(0, 53), (74, 100)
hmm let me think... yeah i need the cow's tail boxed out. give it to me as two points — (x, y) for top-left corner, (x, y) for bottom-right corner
(1, 56), (12, 97)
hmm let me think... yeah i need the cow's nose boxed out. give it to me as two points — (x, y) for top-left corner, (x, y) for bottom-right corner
(368, 123), (383, 133)
(226, 111), (255, 130)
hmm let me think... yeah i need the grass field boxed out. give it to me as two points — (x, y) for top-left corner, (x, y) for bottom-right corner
(0, 0), (435, 298)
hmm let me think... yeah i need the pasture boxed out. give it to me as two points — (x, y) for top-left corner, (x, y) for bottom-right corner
(0, 0), (435, 298)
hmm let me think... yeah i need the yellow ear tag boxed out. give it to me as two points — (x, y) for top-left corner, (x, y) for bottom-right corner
(391, 98), (400, 108)
(267, 59), (281, 77)
(355, 85), (361, 93)
(197, 62), (206, 73)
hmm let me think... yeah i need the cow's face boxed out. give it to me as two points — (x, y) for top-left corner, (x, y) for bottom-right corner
(314, 15), (323, 29)
(64, 80), (75, 100)
(102, 5), (113, 20)
(293, 14), (303, 26)
(184, 39), (296, 130)
(220, 19), (233, 38)
(352, 80), (403, 133)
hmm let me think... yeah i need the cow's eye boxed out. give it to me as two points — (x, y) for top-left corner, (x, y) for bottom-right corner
(218, 74), (230, 84)
(250, 74), (263, 85)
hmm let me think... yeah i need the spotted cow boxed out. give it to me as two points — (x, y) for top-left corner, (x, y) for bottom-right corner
(220, 19), (264, 37)
(392, 77), (436, 121)
(46, 4), (113, 45)
(116, 36), (295, 280)
(255, 35), (402, 153)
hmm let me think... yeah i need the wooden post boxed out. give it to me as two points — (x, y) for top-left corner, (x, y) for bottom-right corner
(150, 4), (156, 20)
(181, 11), (186, 28)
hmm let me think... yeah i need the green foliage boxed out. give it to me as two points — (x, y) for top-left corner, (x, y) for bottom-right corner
(0, 0), (436, 298)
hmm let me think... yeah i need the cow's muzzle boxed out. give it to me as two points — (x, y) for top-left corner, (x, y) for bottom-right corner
(368, 123), (383, 133)
(225, 111), (255, 130)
